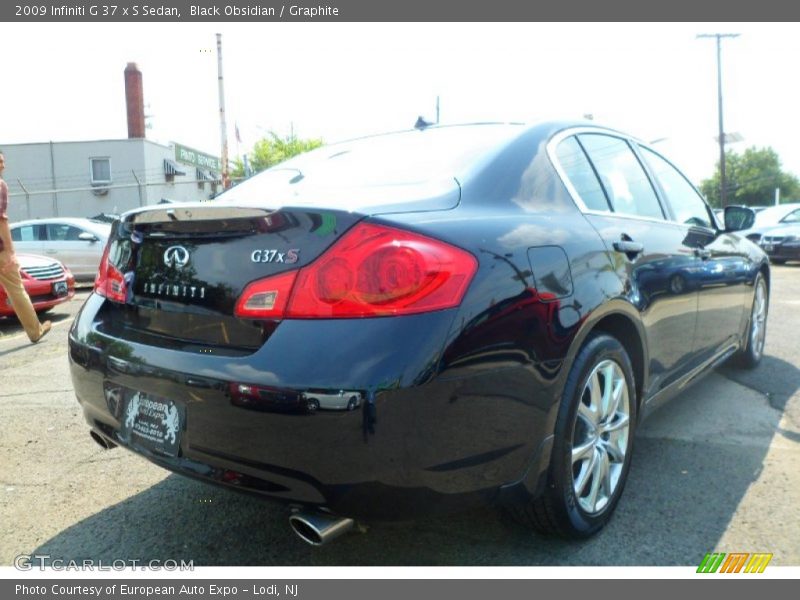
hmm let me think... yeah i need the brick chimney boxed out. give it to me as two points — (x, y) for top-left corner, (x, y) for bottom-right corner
(124, 62), (145, 139)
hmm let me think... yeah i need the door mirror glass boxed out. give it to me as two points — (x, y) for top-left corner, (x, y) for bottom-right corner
(78, 232), (99, 242)
(724, 206), (756, 232)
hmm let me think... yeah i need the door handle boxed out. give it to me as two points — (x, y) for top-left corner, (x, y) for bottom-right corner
(45, 249), (57, 254)
(694, 248), (712, 260)
(613, 240), (644, 256)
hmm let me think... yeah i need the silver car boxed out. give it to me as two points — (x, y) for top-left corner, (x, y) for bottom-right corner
(740, 202), (800, 242)
(9, 217), (112, 281)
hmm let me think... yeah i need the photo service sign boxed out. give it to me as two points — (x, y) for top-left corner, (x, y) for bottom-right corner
(6, 580), (797, 600)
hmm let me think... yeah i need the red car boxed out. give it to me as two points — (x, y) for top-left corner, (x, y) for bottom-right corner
(0, 254), (75, 317)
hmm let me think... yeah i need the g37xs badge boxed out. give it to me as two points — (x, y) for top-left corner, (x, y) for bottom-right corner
(251, 249), (300, 264)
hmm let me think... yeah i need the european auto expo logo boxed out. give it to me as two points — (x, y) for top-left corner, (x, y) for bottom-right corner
(697, 552), (773, 573)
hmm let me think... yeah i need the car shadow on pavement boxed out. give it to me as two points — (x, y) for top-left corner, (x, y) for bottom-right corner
(719, 354), (799, 413)
(29, 359), (798, 568)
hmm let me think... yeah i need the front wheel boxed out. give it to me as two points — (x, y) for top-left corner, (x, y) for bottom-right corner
(509, 333), (637, 538)
(734, 272), (768, 369)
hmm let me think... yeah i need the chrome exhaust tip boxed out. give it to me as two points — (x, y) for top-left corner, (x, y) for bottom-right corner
(289, 510), (355, 546)
(89, 430), (116, 450)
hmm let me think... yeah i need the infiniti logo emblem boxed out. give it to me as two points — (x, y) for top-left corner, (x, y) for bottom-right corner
(163, 246), (190, 269)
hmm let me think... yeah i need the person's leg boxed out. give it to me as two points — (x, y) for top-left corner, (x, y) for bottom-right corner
(0, 267), (50, 342)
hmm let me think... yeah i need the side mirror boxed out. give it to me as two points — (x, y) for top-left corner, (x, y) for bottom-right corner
(78, 232), (99, 243)
(724, 206), (756, 232)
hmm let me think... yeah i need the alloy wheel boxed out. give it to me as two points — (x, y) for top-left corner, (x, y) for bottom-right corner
(571, 359), (631, 515)
(750, 279), (767, 359)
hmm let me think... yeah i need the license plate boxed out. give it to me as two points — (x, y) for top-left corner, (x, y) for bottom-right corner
(120, 391), (184, 457)
(52, 281), (68, 297)
(763, 244), (774, 252)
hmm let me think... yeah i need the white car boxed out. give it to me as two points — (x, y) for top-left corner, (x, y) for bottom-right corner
(10, 217), (112, 281)
(740, 203), (800, 242)
(303, 391), (362, 412)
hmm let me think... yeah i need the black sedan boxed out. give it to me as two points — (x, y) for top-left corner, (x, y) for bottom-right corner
(755, 224), (800, 264)
(69, 122), (768, 544)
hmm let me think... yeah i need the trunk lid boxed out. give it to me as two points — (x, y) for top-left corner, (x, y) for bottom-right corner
(99, 206), (365, 352)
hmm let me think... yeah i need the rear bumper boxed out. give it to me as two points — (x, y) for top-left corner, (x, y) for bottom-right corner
(69, 294), (561, 519)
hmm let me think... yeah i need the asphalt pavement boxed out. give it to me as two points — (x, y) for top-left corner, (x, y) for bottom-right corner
(1, 268), (798, 566)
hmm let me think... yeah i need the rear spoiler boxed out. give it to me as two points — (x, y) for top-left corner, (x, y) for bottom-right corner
(123, 204), (276, 225)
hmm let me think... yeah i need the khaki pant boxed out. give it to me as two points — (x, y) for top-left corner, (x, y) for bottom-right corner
(0, 264), (46, 341)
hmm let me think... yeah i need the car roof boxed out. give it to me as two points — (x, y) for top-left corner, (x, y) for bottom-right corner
(753, 203), (800, 223)
(11, 217), (112, 233)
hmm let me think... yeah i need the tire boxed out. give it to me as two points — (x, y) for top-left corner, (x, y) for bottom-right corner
(306, 398), (320, 413)
(770, 259), (786, 265)
(347, 397), (358, 411)
(509, 333), (637, 538)
(734, 272), (768, 369)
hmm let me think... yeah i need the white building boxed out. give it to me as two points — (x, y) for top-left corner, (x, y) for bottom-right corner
(0, 139), (220, 221)
(0, 63), (221, 221)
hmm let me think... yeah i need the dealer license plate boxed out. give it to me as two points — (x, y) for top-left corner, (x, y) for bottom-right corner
(52, 281), (68, 297)
(762, 244), (774, 252)
(120, 391), (184, 457)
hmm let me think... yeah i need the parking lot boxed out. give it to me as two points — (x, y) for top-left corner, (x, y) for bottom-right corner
(1, 267), (798, 567)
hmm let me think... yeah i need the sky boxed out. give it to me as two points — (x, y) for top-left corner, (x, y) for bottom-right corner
(2, 22), (800, 186)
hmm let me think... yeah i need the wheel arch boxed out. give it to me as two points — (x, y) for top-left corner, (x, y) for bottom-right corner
(569, 301), (648, 410)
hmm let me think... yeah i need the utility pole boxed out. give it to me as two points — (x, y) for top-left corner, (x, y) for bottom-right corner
(216, 33), (230, 189)
(697, 32), (739, 208)
(436, 96), (440, 124)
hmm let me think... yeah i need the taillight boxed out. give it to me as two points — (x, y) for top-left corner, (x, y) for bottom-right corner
(235, 223), (477, 319)
(94, 242), (127, 303)
(234, 270), (298, 319)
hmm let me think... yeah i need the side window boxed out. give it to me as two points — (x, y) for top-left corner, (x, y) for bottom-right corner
(47, 224), (82, 241)
(640, 148), (712, 228)
(555, 136), (610, 212)
(12, 225), (37, 242)
(780, 209), (800, 224)
(578, 134), (665, 220)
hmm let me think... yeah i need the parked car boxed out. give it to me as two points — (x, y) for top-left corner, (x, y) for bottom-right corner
(303, 391), (362, 412)
(10, 218), (112, 282)
(1, 254), (75, 317)
(740, 202), (800, 242)
(753, 223), (800, 264)
(69, 122), (768, 545)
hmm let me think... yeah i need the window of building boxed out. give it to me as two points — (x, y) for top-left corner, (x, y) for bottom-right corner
(578, 134), (665, 220)
(640, 147), (712, 228)
(90, 158), (112, 184)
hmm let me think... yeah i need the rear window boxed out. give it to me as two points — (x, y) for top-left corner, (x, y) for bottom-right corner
(218, 125), (524, 209)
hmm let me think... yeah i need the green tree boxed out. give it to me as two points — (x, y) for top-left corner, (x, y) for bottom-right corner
(231, 131), (323, 178)
(700, 146), (800, 208)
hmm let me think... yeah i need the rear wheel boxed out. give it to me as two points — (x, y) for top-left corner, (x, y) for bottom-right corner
(306, 398), (320, 413)
(735, 273), (768, 369)
(510, 333), (637, 538)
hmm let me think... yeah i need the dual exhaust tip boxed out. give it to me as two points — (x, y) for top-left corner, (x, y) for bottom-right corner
(289, 510), (355, 546)
(89, 433), (354, 546)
